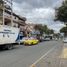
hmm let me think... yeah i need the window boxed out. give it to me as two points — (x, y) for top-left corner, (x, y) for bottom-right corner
(3, 34), (5, 37)
(15, 16), (16, 19)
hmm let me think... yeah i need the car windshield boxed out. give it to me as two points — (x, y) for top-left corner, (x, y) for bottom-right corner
(45, 36), (50, 38)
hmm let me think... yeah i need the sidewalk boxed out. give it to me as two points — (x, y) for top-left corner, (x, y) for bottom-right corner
(59, 43), (67, 67)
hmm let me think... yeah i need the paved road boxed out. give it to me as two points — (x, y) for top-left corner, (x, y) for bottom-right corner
(0, 41), (62, 67)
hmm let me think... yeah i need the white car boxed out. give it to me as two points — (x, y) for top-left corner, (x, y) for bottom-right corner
(44, 37), (50, 41)
(44, 38), (50, 41)
(55, 38), (58, 41)
(63, 38), (67, 43)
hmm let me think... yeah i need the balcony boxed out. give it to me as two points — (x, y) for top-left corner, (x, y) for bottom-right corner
(4, 15), (26, 26)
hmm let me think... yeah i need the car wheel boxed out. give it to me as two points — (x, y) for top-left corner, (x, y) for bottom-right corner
(5, 44), (13, 50)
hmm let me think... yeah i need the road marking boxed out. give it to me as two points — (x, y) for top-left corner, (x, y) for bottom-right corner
(30, 45), (57, 67)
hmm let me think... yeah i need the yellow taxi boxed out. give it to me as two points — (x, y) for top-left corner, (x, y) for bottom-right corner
(23, 37), (39, 45)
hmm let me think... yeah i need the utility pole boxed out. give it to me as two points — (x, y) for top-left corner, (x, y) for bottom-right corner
(3, 0), (5, 25)
(11, 0), (13, 27)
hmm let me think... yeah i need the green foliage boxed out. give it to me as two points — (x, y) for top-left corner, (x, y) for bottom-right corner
(55, 0), (67, 23)
(34, 24), (54, 35)
(60, 26), (67, 33)
(47, 29), (54, 34)
(60, 26), (67, 36)
(0, 0), (3, 5)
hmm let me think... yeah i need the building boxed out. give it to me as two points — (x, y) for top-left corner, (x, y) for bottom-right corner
(24, 23), (35, 35)
(4, 9), (26, 32)
(23, 23), (41, 37)
(0, 8), (26, 32)
(0, 1), (27, 33)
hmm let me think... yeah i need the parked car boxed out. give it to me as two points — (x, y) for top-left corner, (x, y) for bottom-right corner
(63, 37), (67, 43)
(36, 35), (44, 42)
(20, 37), (29, 44)
(23, 37), (39, 45)
(44, 36), (51, 41)
(44, 38), (50, 41)
(55, 38), (58, 41)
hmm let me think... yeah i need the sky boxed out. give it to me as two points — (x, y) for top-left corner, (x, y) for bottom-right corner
(13, 0), (65, 33)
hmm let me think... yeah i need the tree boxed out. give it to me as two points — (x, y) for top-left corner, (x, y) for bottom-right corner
(34, 24), (54, 35)
(60, 26), (67, 36)
(49, 29), (54, 34)
(0, 0), (3, 4)
(34, 24), (44, 35)
(0, 0), (4, 9)
(55, 0), (67, 24)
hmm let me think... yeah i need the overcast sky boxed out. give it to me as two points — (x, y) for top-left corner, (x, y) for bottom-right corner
(13, 0), (65, 33)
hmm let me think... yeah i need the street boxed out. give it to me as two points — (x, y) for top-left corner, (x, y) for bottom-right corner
(0, 0), (66, 67)
(0, 41), (63, 67)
